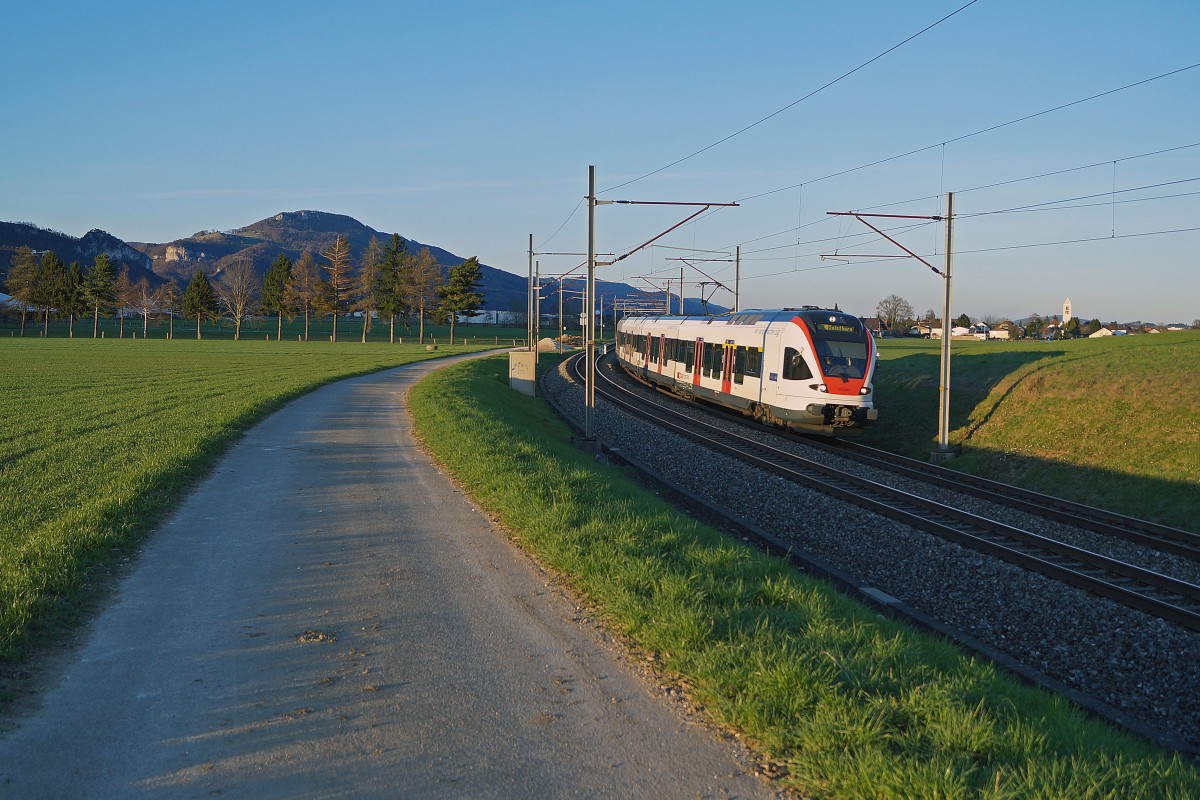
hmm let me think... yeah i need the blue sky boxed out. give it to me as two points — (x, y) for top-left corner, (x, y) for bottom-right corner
(3, 1), (1198, 323)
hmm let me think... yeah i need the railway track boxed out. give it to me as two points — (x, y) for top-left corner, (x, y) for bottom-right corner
(575, 352), (1200, 633)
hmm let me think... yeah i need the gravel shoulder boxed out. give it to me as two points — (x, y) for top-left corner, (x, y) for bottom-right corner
(0, 354), (781, 800)
(549, 355), (1199, 752)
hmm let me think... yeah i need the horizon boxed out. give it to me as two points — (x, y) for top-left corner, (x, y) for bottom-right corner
(2, 1), (1197, 324)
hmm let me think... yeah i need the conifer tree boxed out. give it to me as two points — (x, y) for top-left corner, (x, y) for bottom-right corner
(261, 252), (293, 341)
(4, 246), (39, 336)
(63, 261), (88, 338)
(36, 251), (68, 337)
(437, 256), (484, 344)
(376, 234), (409, 344)
(84, 254), (117, 338)
(181, 270), (219, 339)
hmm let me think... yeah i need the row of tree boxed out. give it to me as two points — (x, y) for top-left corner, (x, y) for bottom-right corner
(3, 235), (486, 343)
(874, 294), (1119, 339)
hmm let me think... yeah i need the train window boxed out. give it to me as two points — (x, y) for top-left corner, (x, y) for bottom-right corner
(745, 347), (762, 378)
(683, 341), (695, 371)
(651, 336), (660, 363)
(782, 347), (813, 380)
(667, 338), (678, 363)
(704, 343), (721, 378)
(734, 347), (746, 385)
(814, 340), (868, 379)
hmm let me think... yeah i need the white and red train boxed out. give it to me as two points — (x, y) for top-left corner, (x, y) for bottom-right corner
(614, 307), (878, 432)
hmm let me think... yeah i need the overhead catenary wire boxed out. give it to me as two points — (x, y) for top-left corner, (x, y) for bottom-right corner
(597, 0), (983, 195)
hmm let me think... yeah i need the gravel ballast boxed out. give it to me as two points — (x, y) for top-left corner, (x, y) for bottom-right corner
(544, 357), (1200, 753)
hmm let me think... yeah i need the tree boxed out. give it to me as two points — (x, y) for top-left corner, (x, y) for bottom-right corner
(874, 294), (913, 333)
(320, 235), (353, 343)
(84, 254), (117, 338)
(437, 256), (484, 344)
(5, 246), (39, 336)
(114, 266), (137, 338)
(261, 252), (293, 341)
(62, 261), (88, 338)
(376, 234), (409, 344)
(284, 250), (329, 342)
(127, 276), (156, 338)
(409, 247), (444, 344)
(354, 237), (385, 343)
(153, 278), (181, 339)
(35, 251), (68, 337)
(1023, 314), (1045, 339)
(181, 270), (219, 339)
(1063, 317), (1081, 339)
(954, 312), (972, 329)
(217, 260), (261, 340)
(1081, 318), (1102, 337)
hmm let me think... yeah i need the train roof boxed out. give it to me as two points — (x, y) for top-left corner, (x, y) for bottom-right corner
(620, 307), (859, 326)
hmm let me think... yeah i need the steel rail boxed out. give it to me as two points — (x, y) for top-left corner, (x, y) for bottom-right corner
(802, 436), (1200, 560)
(580, 353), (1200, 632)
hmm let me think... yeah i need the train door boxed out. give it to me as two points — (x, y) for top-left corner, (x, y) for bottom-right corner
(643, 333), (652, 378)
(658, 334), (666, 375)
(692, 338), (704, 386)
(720, 341), (735, 394)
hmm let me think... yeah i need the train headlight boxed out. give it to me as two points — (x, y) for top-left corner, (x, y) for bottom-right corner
(859, 386), (871, 395)
(817, 383), (828, 393)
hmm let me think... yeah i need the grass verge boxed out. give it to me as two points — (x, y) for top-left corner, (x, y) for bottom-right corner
(861, 333), (1200, 530)
(409, 354), (1199, 799)
(0, 338), (493, 669)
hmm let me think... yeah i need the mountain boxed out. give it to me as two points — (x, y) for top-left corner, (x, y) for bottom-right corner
(0, 222), (156, 284)
(2, 211), (722, 315)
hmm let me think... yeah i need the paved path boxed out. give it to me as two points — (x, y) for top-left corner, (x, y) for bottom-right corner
(0, 355), (777, 799)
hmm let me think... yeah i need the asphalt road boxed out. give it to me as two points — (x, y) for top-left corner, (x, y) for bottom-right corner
(0, 354), (779, 799)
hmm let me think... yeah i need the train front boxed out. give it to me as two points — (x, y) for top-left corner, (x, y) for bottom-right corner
(791, 309), (878, 428)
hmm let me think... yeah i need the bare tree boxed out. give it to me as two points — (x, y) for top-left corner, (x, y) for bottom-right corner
(284, 250), (329, 342)
(129, 276), (157, 338)
(409, 247), (444, 344)
(354, 237), (384, 343)
(153, 278), (181, 339)
(115, 266), (137, 338)
(217, 260), (261, 341)
(875, 294), (914, 333)
(320, 236), (353, 343)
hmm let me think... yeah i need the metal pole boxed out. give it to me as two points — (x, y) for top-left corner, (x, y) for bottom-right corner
(937, 192), (954, 455)
(585, 166), (596, 440)
(535, 260), (541, 349)
(559, 284), (564, 347)
(527, 234), (534, 351)
(680, 265), (684, 314)
(735, 245), (741, 312)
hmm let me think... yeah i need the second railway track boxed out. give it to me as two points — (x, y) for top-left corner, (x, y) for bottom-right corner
(576, 351), (1200, 633)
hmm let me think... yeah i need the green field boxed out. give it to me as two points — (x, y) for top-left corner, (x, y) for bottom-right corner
(409, 354), (1198, 799)
(0, 312), (531, 347)
(861, 332), (1200, 530)
(2, 330), (1198, 796)
(0, 337), (495, 666)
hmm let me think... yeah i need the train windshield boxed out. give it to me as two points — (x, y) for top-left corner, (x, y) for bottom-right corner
(798, 313), (869, 379)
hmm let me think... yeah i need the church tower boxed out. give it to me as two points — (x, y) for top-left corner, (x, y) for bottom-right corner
(1063, 297), (1073, 324)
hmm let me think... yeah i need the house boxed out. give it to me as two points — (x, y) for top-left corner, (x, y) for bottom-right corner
(860, 316), (888, 337)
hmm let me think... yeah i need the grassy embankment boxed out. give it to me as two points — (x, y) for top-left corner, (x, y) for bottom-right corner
(409, 350), (1198, 799)
(861, 332), (1200, 530)
(0, 337), (495, 669)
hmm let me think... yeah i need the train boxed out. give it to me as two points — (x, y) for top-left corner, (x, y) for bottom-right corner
(614, 307), (878, 432)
